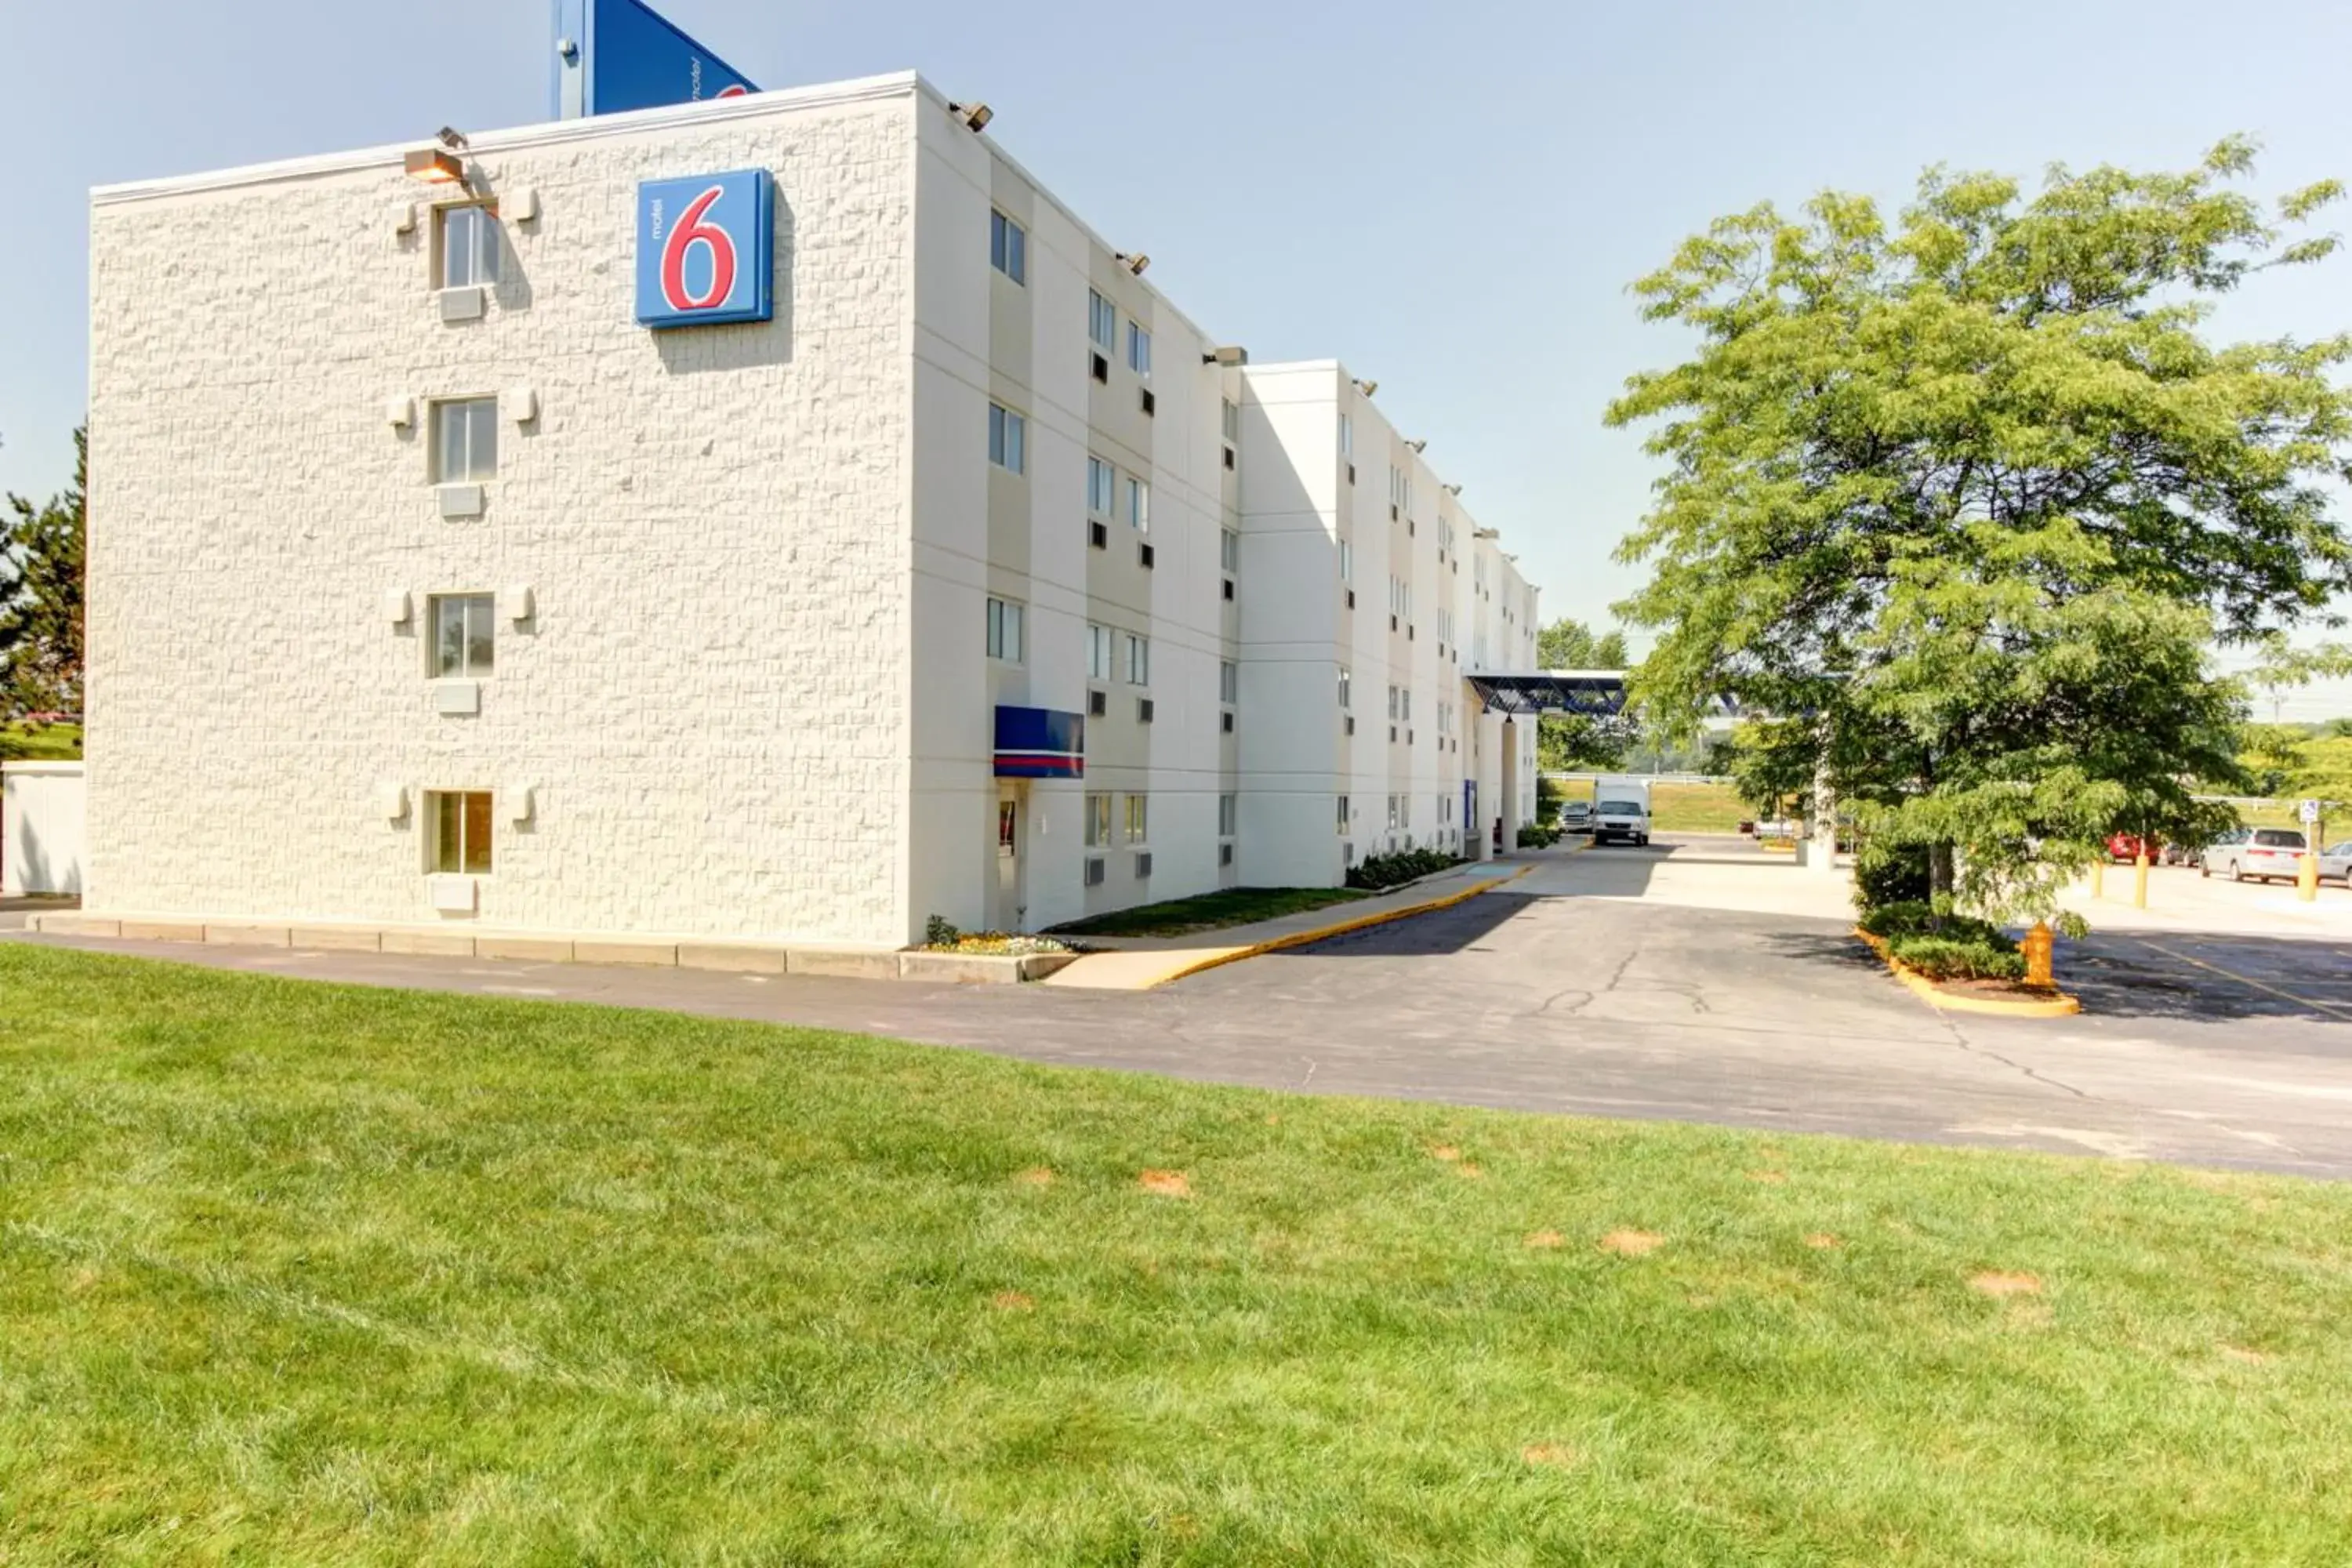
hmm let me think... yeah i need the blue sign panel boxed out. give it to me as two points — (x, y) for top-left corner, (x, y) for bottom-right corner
(553, 0), (757, 119)
(994, 707), (1086, 779)
(634, 169), (774, 328)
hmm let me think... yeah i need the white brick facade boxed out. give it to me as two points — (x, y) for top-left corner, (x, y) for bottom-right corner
(83, 72), (1541, 949)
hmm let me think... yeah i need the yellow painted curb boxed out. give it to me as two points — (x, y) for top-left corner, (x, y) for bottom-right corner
(1150, 864), (1538, 988)
(1856, 928), (2083, 1018)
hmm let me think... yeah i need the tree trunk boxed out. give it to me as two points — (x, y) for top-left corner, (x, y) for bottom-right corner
(1928, 840), (1957, 927)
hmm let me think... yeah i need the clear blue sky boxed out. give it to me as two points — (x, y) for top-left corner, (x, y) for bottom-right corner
(6, 0), (2352, 710)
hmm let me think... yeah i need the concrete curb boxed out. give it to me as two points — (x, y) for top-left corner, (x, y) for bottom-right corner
(1856, 927), (2083, 1018)
(1143, 863), (1538, 989)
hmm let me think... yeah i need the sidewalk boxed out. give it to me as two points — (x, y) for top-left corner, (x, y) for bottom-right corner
(1040, 858), (1537, 990)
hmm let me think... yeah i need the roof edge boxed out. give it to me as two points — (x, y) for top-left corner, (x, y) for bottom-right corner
(92, 70), (927, 208)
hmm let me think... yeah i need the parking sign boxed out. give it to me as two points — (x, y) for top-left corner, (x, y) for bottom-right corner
(2301, 798), (2321, 825)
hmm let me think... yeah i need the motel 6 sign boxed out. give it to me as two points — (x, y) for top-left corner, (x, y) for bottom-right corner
(634, 169), (774, 328)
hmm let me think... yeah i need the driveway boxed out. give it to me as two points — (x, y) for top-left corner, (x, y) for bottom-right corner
(10, 839), (2352, 1177)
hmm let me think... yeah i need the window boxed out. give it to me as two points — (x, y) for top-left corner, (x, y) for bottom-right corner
(1222, 399), (1240, 442)
(1339, 413), (1353, 457)
(1219, 793), (1238, 837)
(1338, 666), (1352, 709)
(1338, 539), (1353, 583)
(1221, 528), (1240, 572)
(1087, 622), (1114, 681)
(1220, 660), (1239, 703)
(1087, 456), (1116, 516)
(1084, 857), (1107, 887)
(1124, 633), (1150, 686)
(988, 403), (1025, 474)
(1387, 795), (1401, 830)
(433, 397), (497, 483)
(437, 205), (499, 289)
(1127, 476), (1150, 532)
(1124, 793), (1149, 844)
(1138, 696), (1156, 724)
(1089, 289), (1116, 352)
(985, 597), (1025, 662)
(1400, 690), (1412, 724)
(429, 790), (493, 875)
(1390, 466), (1405, 507)
(1127, 321), (1152, 376)
(989, 210), (1026, 284)
(1085, 793), (1112, 848)
(1388, 684), (1399, 720)
(1337, 795), (1351, 834)
(429, 593), (495, 678)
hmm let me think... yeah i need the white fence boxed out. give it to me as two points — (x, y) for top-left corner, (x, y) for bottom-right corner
(2, 760), (85, 897)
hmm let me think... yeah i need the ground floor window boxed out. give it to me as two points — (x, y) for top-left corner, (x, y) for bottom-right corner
(1124, 793), (1149, 845)
(1219, 793), (1237, 837)
(1084, 793), (1111, 848)
(430, 790), (493, 874)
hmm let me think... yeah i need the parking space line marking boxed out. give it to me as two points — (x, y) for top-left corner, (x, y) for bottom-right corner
(2121, 936), (2352, 1021)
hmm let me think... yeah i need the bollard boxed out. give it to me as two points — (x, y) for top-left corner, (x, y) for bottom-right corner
(2133, 851), (2150, 910)
(2090, 860), (2105, 898)
(2302, 853), (2321, 903)
(2024, 921), (2055, 989)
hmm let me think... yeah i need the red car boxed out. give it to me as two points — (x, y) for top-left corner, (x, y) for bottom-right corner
(2106, 833), (2161, 863)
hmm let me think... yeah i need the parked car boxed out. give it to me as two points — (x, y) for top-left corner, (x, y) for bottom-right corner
(1559, 801), (1594, 835)
(2201, 827), (2308, 884)
(2158, 838), (2199, 867)
(2321, 842), (2352, 884)
(2106, 832), (2161, 863)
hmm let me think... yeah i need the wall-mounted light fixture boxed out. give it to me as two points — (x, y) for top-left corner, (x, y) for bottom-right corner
(1352, 378), (1377, 397)
(1406, 438), (1428, 453)
(1443, 482), (1463, 496)
(404, 147), (467, 188)
(949, 100), (993, 132)
(1116, 252), (1150, 275)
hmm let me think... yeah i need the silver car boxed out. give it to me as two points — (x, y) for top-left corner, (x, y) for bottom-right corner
(2200, 827), (2309, 884)
(2321, 841), (2352, 884)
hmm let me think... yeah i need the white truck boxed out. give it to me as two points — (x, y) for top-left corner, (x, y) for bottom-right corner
(1591, 777), (1653, 847)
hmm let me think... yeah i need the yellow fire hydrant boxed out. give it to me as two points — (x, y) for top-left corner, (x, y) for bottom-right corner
(2024, 921), (2056, 990)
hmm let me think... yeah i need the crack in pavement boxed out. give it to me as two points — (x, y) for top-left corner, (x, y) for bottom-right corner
(1940, 1014), (2092, 1101)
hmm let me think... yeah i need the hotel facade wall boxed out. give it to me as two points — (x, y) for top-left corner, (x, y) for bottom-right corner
(85, 83), (924, 946)
(82, 72), (1544, 948)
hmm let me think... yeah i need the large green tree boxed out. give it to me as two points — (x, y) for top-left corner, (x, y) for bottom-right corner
(1608, 141), (2352, 923)
(1, 426), (87, 727)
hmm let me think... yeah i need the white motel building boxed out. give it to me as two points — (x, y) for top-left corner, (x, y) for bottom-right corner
(80, 71), (1542, 953)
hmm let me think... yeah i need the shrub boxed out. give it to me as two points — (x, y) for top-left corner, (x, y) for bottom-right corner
(924, 914), (960, 948)
(1517, 822), (1563, 849)
(1887, 935), (2027, 982)
(1853, 841), (1932, 912)
(1860, 900), (2016, 952)
(1346, 848), (1459, 891)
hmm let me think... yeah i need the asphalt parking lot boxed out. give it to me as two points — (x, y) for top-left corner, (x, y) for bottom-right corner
(14, 837), (2352, 1178)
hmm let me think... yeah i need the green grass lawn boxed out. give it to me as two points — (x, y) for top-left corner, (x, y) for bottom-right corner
(1049, 885), (1369, 938)
(1651, 780), (1749, 833)
(6, 945), (2352, 1564)
(0, 720), (81, 760)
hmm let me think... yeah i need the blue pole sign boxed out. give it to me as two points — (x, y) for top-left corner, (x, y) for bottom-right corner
(634, 169), (774, 328)
(553, 0), (758, 119)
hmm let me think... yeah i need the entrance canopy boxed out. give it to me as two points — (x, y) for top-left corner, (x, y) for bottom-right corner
(1466, 670), (1628, 717)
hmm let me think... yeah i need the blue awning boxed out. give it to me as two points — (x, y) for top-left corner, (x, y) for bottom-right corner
(994, 706), (1085, 779)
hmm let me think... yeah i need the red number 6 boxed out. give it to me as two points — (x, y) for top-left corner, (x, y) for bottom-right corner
(660, 186), (737, 310)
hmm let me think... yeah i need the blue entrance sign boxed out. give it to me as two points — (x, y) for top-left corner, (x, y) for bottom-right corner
(634, 169), (774, 328)
(553, 0), (758, 119)
(994, 707), (1086, 779)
